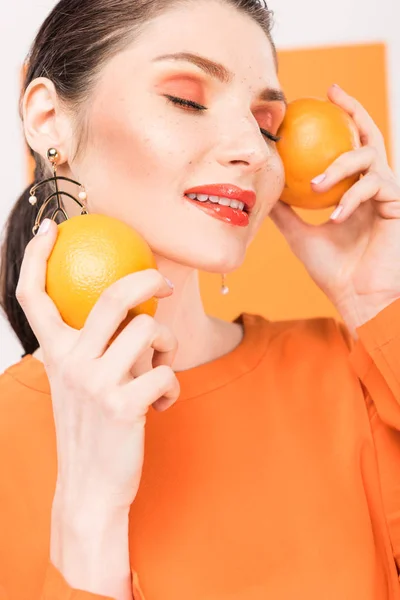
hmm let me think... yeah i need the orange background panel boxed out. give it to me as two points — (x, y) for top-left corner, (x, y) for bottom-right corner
(25, 44), (390, 324)
(200, 43), (391, 323)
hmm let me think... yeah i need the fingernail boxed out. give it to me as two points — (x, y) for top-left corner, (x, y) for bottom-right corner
(332, 83), (341, 89)
(38, 219), (51, 235)
(330, 205), (344, 220)
(164, 278), (174, 289)
(311, 173), (327, 185)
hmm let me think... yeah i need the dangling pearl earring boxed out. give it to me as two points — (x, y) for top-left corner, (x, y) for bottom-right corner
(78, 186), (88, 202)
(221, 273), (229, 295)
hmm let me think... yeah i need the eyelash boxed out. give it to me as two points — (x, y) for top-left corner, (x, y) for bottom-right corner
(164, 94), (281, 143)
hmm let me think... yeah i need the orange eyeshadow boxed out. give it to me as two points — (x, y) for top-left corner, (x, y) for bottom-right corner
(156, 75), (205, 104)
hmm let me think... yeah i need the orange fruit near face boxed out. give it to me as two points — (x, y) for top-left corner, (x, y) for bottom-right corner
(46, 214), (158, 333)
(276, 98), (361, 209)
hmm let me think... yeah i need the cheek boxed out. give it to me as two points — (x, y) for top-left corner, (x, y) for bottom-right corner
(88, 98), (195, 188)
(262, 152), (286, 206)
(275, 155), (286, 196)
(247, 153), (285, 239)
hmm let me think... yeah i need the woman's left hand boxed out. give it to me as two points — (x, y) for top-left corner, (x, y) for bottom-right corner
(269, 84), (400, 338)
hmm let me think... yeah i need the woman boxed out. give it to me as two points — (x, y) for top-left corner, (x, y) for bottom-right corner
(1, 0), (400, 598)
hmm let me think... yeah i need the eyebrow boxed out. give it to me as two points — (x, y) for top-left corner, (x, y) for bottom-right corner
(153, 52), (288, 107)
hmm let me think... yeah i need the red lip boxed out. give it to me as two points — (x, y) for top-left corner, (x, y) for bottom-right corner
(184, 184), (256, 212)
(184, 198), (250, 227)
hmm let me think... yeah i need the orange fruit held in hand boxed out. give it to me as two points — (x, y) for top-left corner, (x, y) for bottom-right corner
(46, 213), (158, 332)
(276, 97), (361, 209)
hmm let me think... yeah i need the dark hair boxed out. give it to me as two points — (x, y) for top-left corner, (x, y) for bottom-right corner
(0, 0), (277, 357)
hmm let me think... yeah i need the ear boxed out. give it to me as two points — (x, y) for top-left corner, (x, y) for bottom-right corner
(22, 77), (71, 165)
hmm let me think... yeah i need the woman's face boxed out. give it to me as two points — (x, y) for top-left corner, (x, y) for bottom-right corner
(74, 0), (286, 273)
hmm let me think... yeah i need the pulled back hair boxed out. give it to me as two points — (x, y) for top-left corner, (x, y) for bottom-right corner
(0, 0), (277, 357)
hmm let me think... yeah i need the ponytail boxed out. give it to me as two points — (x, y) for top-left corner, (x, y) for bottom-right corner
(0, 153), (52, 356)
(0, 181), (41, 356)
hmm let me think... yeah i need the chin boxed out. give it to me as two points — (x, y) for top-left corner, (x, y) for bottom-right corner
(155, 239), (247, 273)
(196, 254), (246, 274)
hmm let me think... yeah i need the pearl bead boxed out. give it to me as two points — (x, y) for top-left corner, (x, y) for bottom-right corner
(78, 190), (87, 201)
(221, 285), (229, 295)
(29, 195), (37, 205)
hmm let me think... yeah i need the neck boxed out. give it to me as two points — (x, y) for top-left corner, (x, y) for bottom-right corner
(152, 255), (241, 371)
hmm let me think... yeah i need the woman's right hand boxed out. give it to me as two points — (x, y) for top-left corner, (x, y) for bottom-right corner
(16, 218), (180, 517)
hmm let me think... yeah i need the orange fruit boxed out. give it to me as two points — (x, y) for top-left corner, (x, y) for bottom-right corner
(46, 213), (158, 332)
(276, 98), (361, 209)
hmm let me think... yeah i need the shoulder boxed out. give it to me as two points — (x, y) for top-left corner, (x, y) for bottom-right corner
(0, 359), (56, 580)
(247, 311), (351, 350)
(0, 356), (53, 454)
(243, 312), (353, 371)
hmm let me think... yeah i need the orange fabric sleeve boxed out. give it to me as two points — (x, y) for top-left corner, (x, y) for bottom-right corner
(343, 298), (400, 573)
(348, 299), (400, 429)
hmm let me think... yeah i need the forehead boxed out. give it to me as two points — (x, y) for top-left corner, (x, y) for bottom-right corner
(121, 1), (280, 87)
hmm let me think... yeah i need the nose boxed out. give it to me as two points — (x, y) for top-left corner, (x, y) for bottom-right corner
(215, 113), (273, 174)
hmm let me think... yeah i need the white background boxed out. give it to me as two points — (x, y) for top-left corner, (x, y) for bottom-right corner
(1, 0), (398, 372)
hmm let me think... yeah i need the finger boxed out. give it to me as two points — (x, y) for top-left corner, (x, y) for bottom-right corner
(15, 219), (67, 352)
(311, 146), (377, 191)
(100, 314), (178, 382)
(77, 269), (174, 359)
(123, 365), (180, 415)
(327, 84), (388, 157)
(329, 173), (400, 222)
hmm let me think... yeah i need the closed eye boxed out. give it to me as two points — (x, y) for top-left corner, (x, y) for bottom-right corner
(164, 95), (281, 143)
(260, 128), (281, 143)
(164, 94), (207, 111)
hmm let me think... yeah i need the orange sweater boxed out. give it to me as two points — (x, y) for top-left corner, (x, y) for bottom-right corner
(2, 301), (400, 600)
